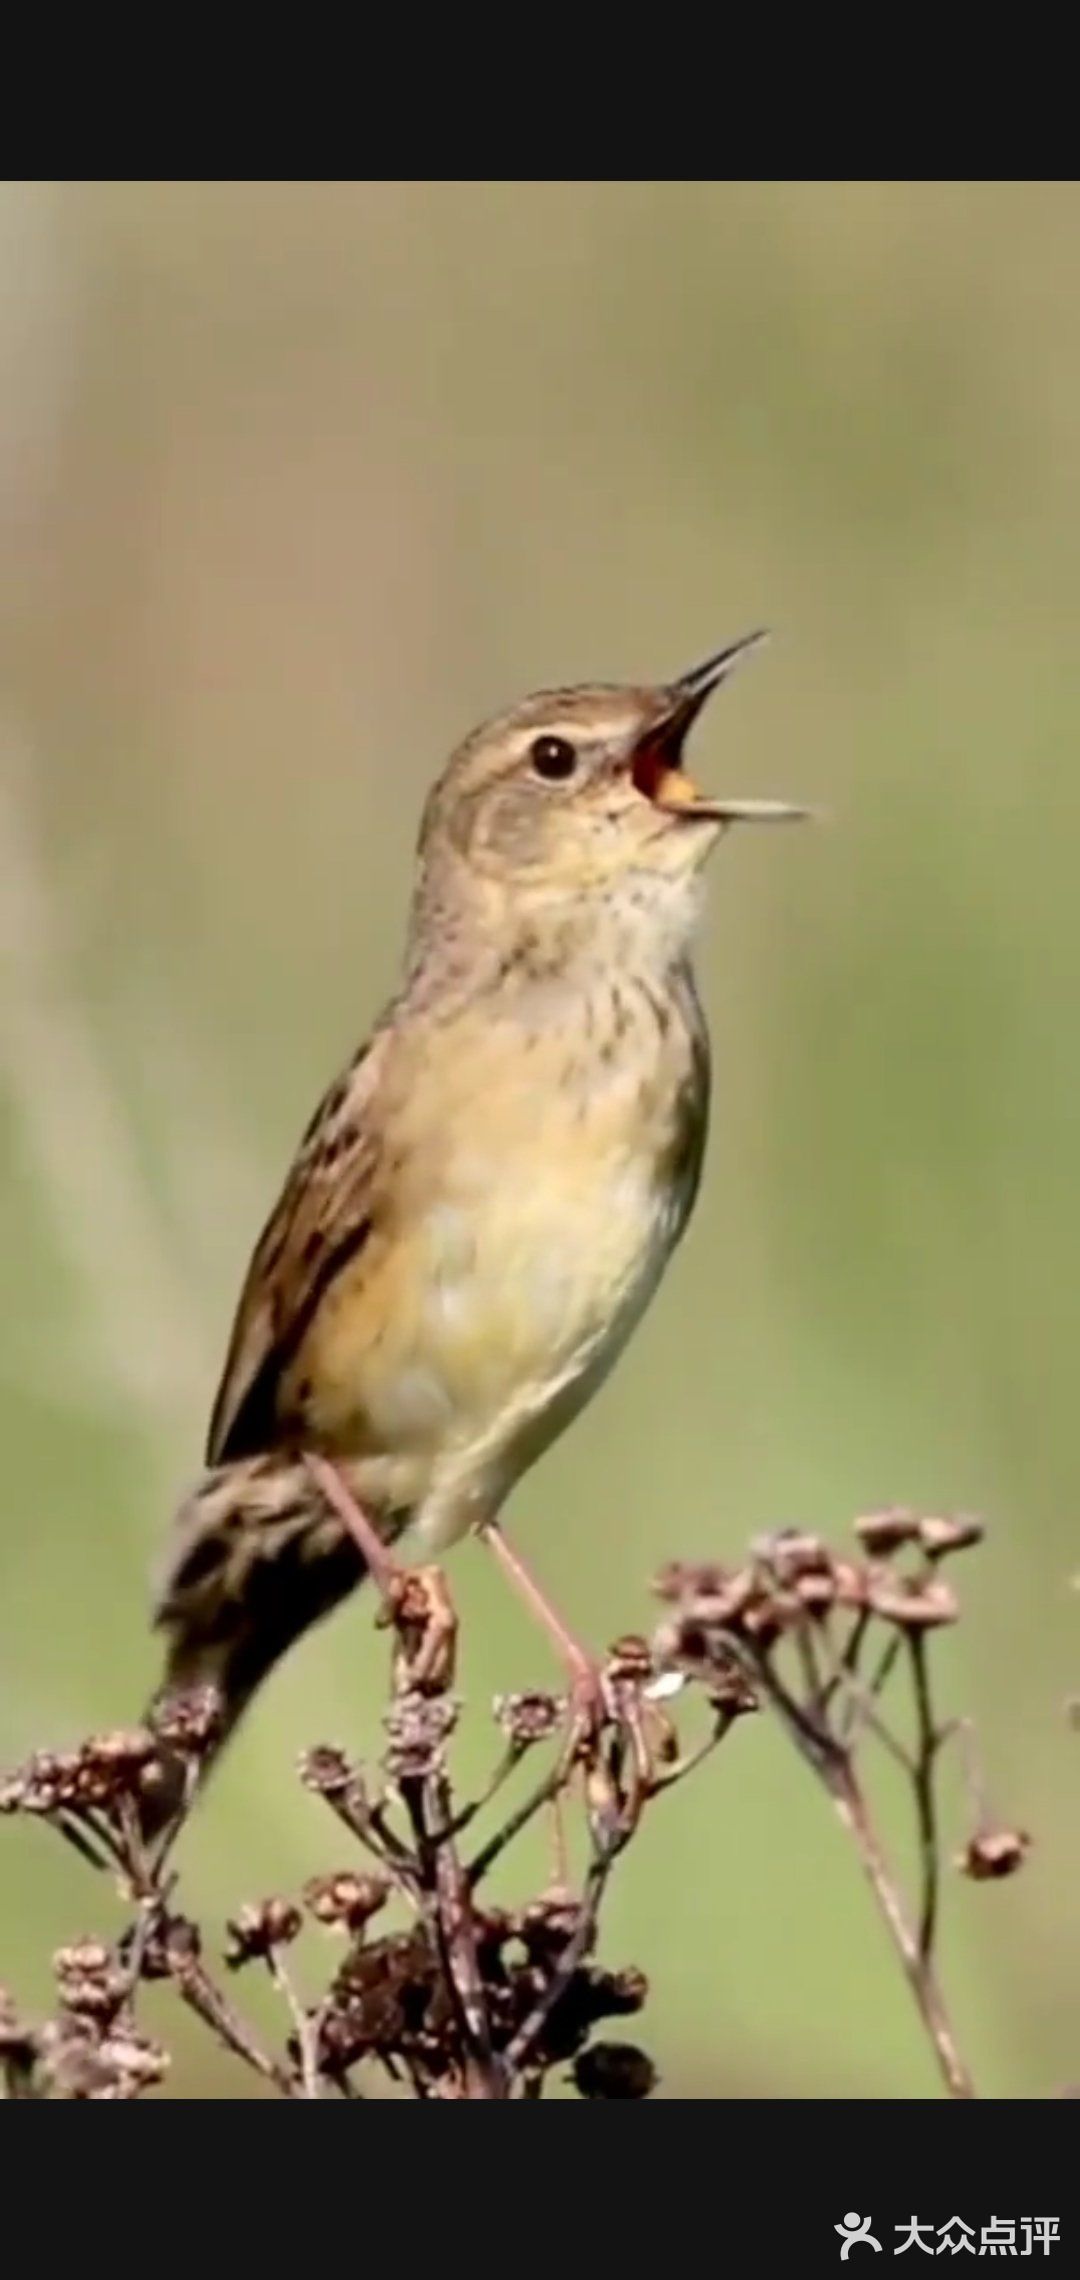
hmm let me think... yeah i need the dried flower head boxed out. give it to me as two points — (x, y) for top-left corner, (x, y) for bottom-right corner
(140, 1913), (202, 1982)
(519, 1890), (584, 1956)
(37, 2026), (117, 2099)
(855, 1509), (922, 1555)
(604, 1634), (654, 1684)
(224, 1898), (302, 1968)
(572, 2040), (658, 2098)
(751, 1528), (831, 1581)
(866, 1573), (959, 1629)
(706, 1659), (760, 1718)
(792, 1567), (836, 1613)
(587, 1964), (649, 2016)
(649, 1610), (759, 1712)
(693, 1568), (757, 1626)
(303, 1871), (391, 1932)
(652, 1559), (730, 1602)
(1, 1748), (80, 1816)
(298, 1744), (357, 1799)
(956, 1827), (1031, 1881)
(493, 1690), (562, 1746)
(53, 1937), (128, 2022)
(317, 1926), (453, 2076)
(917, 1514), (985, 1558)
(149, 1685), (224, 1758)
(382, 1691), (457, 1782)
(41, 2024), (170, 2100)
(99, 2029), (170, 2097)
(84, 1727), (157, 1780)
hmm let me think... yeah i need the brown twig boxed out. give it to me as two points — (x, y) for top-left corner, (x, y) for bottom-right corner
(267, 1947), (321, 2100)
(400, 1762), (504, 2098)
(908, 1632), (942, 1961)
(174, 1948), (293, 2095)
(502, 1842), (616, 2074)
(466, 1748), (575, 1889)
(828, 1762), (974, 2099)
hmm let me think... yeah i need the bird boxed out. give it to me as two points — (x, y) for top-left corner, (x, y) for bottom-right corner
(143, 631), (809, 1830)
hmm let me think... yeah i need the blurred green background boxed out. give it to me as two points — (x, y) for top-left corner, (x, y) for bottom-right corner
(1, 181), (1077, 2098)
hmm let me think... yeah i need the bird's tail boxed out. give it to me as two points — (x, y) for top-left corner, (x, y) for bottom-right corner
(139, 1455), (394, 1843)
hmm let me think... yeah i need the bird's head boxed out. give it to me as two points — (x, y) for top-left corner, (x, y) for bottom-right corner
(412, 635), (811, 962)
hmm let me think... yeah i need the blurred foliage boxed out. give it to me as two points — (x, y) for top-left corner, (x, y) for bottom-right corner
(1, 181), (1077, 2097)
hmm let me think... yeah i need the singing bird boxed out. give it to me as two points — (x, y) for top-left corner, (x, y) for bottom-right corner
(146, 633), (808, 1826)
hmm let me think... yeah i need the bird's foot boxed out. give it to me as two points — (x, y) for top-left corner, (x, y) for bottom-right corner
(389, 1564), (459, 1694)
(564, 1648), (614, 1738)
(303, 1457), (459, 1694)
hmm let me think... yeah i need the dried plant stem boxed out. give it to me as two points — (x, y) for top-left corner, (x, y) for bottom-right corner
(504, 1844), (615, 2075)
(908, 1634), (942, 1961)
(405, 1769), (506, 2099)
(312, 1769), (424, 1911)
(267, 1948), (321, 2100)
(467, 1750), (573, 1889)
(661, 1528), (986, 2104)
(2, 1512), (1023, 2100)
(173, 1955), (292, 2095)
(829, 1763), (974, 2099)
(838, 1628), (902, 1742)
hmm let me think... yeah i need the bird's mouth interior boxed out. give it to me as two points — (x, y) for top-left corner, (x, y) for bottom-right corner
(630, 721), (813, 830)
(625, 633), (811, 828)
(630, 720), (722, 819)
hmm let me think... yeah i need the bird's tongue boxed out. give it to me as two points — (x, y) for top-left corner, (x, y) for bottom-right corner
(631, 742), (703, 810)
(632, 738), (813, 828)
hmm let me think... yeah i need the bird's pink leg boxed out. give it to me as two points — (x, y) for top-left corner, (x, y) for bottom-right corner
(301, 1453), (403, 1599)
(478, 1522), (607, 1725)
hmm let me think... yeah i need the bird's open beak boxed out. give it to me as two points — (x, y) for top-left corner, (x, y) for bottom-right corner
(631, 631), (812, 826)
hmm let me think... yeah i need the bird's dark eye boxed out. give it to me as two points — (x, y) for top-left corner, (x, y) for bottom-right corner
(529, 734), (578, 783)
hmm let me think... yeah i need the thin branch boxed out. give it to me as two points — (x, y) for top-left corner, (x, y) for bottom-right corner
(442, 1737), (531, 1838)
(503, 1841), (616, 2075)
(52, 1812), (114, 1874)
(172, 1957), (294, 2096)
(402, 1772), (504, 2098)
(649, 1703), (743, 1796)
(908, 1634), (942, 1962)
(267, 1948), (321, 2101)
(838, 1630), (902, 1744)
(467, 1749), (575, 1890)
(820, 1606), (871, 1716)
(829, 1763), (974, 2099)
(311, 1774), (425, 1912)
(811, 1647), (916, 1776)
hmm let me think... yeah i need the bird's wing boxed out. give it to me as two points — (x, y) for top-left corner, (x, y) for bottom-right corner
(205, 1035), (388, 1465)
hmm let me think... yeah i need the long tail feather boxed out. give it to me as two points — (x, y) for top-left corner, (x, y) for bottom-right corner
(140, 1456), (382, 1840)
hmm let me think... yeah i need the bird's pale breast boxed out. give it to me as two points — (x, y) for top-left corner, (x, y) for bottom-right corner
(289, 968), (709, 1545)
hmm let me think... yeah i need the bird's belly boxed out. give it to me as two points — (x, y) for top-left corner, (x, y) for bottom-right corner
(291, 975), (708, 1547)
(425, 1171), (676, 1413)
(301, 1147), (684, 1525)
